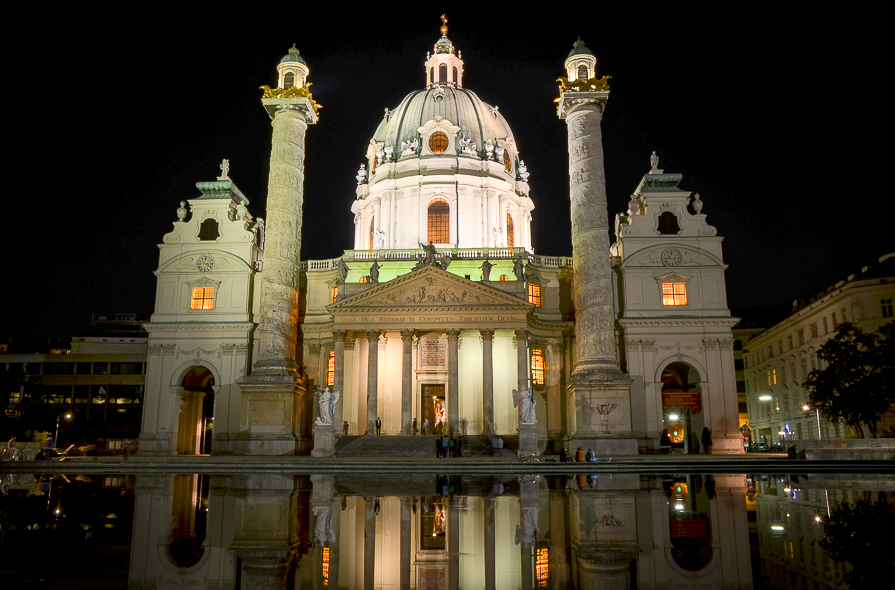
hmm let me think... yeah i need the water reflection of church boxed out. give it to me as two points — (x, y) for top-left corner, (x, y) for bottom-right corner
(127, 473), (753, 589)
(137, 20), (743, 458)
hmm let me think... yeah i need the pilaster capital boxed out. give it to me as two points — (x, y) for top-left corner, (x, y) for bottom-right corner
(445, 329), (460, 342)
(308, 343), (321, 356)
(400, 329), (415, 341)
(480, 328), (495, 341)
(366, 329), (381, 343)
(332, 330), (347, 343)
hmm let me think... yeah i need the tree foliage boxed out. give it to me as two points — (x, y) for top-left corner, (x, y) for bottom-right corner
(820, 492), (895, 589)
(803, 322), (894, 437)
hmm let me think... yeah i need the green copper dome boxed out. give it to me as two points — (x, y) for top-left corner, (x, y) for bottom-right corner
(567, 38), (594, 58)
(372, 86), (515, 160)
(280, 44), (307, 65)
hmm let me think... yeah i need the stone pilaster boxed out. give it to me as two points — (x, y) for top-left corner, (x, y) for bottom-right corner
(401, 329), (415, 434)
(333, 330), (346, 432)
(236, 92), (317, 455)
(446, 329), (460, 434)
(366, 330), (380, 434)
(481, 328), (494, 434)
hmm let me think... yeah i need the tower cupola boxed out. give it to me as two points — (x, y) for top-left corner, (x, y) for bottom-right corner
(424, 15), (464, 88)
(564, 38), (597, 82)
(277, 44), (309, 89)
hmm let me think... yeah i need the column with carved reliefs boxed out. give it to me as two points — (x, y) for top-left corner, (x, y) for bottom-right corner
(557, 46), (635, 454)
(236, 60), (319, 455)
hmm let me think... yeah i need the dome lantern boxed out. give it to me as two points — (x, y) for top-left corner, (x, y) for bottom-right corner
(564, 38), (597, 82)
(277, 44), (309, 89)
(424, 15), (464, 88)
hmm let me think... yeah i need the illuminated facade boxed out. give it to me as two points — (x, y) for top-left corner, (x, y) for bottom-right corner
(138, 23), (743, 456)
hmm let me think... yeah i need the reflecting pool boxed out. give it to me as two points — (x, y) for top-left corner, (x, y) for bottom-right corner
(1, 471), (892, 589)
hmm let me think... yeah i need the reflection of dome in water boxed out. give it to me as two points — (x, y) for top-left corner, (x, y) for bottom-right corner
(352, 24), (533, 251)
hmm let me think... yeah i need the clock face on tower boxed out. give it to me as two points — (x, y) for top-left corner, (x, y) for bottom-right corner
(197, 255), (215, 272)
(661, 249), (682, 267)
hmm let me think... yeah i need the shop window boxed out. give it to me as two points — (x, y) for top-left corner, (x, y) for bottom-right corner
(191, 287), (215, 310)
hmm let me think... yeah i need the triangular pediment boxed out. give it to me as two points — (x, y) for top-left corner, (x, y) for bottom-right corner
(329, 265), (531, 312)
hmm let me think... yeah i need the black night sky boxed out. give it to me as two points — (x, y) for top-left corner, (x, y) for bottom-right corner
(7, 8), (890, 339)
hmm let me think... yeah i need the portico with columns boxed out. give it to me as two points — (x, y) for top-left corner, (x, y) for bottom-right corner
(325, 265), (533, 437)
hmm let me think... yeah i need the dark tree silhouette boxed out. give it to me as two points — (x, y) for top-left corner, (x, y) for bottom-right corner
(804, 322), (894, 437)
(820, 492), (895, 589)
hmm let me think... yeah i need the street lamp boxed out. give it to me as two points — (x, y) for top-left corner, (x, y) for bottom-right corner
(802, 404), (822, 440)
(55, 413), (72, 447)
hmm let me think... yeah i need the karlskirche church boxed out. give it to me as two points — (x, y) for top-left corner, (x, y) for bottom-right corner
(137, 22), (742, 457)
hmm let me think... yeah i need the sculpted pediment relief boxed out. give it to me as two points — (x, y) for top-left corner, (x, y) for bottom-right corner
(328, 266), (530, 312)
(158, 251), (253, 273)
(623, 245), (723, 268)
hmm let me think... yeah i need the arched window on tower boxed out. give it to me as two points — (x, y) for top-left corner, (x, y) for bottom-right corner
(427, 199), (450, 244)
(452, 66), (458, 84)
(430, 67), (434, 85)
(657, 212), (681, 235)
(369, 216), (375, 250)
(198, 218), (219, 241)
(506, 213), (515, 248)
(439, 64), (447, 84)
(284, 72), (295, 88)
(577, 65), (588, 81)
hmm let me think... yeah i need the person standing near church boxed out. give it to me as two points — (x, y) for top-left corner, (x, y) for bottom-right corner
(376, 417), (382, 436)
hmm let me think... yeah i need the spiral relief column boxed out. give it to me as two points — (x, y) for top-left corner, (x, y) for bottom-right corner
(237, 47), (319, 455)
(557, 40), (635, 454)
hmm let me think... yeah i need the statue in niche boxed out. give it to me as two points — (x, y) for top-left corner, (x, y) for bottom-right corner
(480, 258), (493, 281)
(314, 387), (339, 426)
(513, 386), (537, 424)
(369, 261), (381, 283)
(512, 254), (526, 281)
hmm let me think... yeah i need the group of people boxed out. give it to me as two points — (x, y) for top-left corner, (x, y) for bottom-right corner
(558, 447), (599, 462)
(435, 435), (462, 458)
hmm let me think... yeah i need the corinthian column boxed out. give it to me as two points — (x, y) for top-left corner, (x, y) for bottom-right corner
(236, 63), (319, 456)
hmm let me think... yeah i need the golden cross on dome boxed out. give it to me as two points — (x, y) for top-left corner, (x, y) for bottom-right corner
(440, 14), (448, 36)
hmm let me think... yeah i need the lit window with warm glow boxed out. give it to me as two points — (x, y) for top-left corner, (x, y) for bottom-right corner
(528, 283), (542, 307)
(536, 546), (550, 588)
(327, 350), (335, 386)
(321, 547), (329, 586)
(506, 213), (515, 247)
(331, 287), (338, 304)
(191, 287), (214, 310)
(427, 198), (450, 243)
(499, 274), (509, 281)
(531, 348), (545, 385)
(369, 216), (375, 250)
(429, 131), (449, 154)
(661, 282), (687, 306)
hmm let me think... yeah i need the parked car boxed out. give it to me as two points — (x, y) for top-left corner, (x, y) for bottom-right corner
(749, 442), (769, 453)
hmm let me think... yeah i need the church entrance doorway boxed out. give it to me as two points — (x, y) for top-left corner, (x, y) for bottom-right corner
(660, 362), (704, 454)
(177, 367), (215, 455)
(421, 384), (446, 435)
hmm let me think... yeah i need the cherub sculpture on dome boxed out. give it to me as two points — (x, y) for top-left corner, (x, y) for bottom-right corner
(460, 135), (477, 157)
(401, 137), (419, 157)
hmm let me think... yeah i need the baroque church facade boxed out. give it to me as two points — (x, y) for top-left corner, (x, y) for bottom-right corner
(138, 23), (743, 457)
